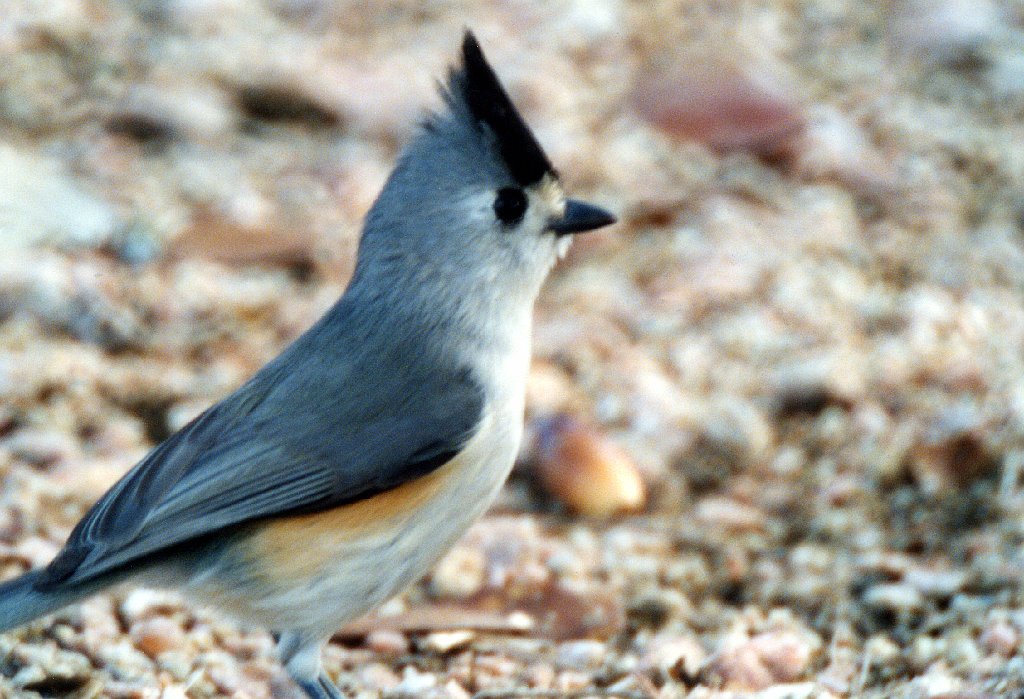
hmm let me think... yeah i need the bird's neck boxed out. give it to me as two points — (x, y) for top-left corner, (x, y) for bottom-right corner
(343, 261), (539, 374)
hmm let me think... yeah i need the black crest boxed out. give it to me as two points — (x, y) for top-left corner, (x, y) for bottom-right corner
(451, 32), (555, 187)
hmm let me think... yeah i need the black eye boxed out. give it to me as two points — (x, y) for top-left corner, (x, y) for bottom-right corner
(493, 187), (528, 225)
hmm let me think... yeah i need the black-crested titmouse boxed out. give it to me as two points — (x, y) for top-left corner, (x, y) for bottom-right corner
(0, 32), (615, 699)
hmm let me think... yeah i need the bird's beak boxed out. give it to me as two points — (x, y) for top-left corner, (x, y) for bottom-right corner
(549, 199), (616, 235)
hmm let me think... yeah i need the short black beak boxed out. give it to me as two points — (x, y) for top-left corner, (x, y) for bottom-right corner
(549, 199), (616, 235)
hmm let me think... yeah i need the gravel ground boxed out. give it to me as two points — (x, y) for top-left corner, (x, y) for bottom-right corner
(3, 1), (1024, 697)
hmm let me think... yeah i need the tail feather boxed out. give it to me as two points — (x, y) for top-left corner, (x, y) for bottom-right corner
(0, 570), (85, 632)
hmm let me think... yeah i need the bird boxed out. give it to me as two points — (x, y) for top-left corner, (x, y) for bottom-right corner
(0, 31), (615, 699)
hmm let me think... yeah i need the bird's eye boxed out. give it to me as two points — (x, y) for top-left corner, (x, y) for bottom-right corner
(493, 187), (528, 225)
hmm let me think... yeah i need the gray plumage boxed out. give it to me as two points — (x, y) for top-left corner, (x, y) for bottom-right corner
(0, 32), (615, 699)
(40, 313), (484, 587)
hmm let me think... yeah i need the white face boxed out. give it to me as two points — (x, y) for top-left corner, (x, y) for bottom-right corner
(455, 174), (572, 295)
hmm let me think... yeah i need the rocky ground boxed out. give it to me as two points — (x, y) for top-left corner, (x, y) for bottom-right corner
(2, 1), (1024, 697)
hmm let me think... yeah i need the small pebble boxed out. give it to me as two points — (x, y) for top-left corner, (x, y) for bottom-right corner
(0, 145), (119, 251)
(353, 662), (400, 691)
(903, 567), (968, 598)
(121, 589), (186, 623)
(523, 662), (556, 689)
(863, 583), (926, 615)
(161, 686), (189, 699)
(417, 630), (476, 655)
(157, 650), (194, 682)
(130, 617), (186, 658)
(3, 429), (77, 467)
(14, 537), (59, 568)
(706, 630), (816, 690)
(555, 640), (607, 670)
(365, 629), (410, 655)
(865, 635), (901, 665)
(694, 496), (766, 532)
(395, 665), (437, 693)
(639, 633), (706, 680)
(10, 643), (93, 691)
(980, 619), (1019, 657)
(430, 545), (486, 600)
(889, 0), (1001, 63)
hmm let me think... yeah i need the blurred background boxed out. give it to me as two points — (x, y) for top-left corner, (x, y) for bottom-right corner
(2, 1), (1024, 697)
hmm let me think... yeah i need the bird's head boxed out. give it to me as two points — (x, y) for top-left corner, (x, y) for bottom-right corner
(353, 32), (615, 306)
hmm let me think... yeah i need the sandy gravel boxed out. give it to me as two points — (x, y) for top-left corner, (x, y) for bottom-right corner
(2, 1), (1024, 697)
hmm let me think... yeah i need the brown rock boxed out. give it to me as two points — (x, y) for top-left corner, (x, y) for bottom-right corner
(130, 617), (186, 658)
(168, 204), (317, 269)
(633, 48), (805, 154)
(909, 406), (997, 495)
(533, 414), (646, 517)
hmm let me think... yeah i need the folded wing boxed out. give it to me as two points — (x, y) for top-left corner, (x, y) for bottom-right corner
(39, 343), (484, 588)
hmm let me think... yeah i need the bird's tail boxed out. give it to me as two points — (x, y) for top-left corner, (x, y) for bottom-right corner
(0, 570), (89, 632)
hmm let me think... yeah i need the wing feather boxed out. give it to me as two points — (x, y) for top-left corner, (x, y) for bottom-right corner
(39, 351), (484, 588)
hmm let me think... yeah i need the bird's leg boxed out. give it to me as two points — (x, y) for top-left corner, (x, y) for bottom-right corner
(278, 632), (345, 699)
(296, 675), (346, 699)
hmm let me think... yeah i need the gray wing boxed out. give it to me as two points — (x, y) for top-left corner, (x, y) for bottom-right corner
(39, 348), (484, 589)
